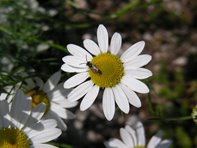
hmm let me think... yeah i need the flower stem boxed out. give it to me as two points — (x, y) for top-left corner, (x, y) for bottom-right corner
(149, 115), (192, 122)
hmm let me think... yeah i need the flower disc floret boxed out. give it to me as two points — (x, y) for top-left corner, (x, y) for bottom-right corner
(26, 90), (50, 113)
(89, 53), (124, 88)
(0, 128), (29, 148)
(135, 146), (144, 148)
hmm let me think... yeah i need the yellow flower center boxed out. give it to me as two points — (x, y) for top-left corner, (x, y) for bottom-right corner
(88, 53), (124, 88)
(0, 128), (29, 148)
(134, 146), (144, 148)
(26, 89), (50, 114)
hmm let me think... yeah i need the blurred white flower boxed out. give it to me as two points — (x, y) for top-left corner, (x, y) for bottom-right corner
(105, 119), (172, 148)
(36, 44), (49, 52)
(192, 105), (197, 124)
(0, 90), (61, 148)
(0, 57), (14, 72)
(61, 24), (152, 120)
(48, 9), (58, 16)
(24, 71), (78, 131)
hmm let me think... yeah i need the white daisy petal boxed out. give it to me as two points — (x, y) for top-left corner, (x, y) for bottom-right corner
(64, 72), (89, 89)
(65, 110), (76, 119)
(136, 121), (146, 146)
(103, 88), (115, 121)
(30, 128), (61, 144)
(121, 76), (149, 93)
(61, 63), (87, 73)
(83, 39), (101, 55)
(121, 41), (145, 63)
(24, 103), (45, 133)
(124, 54), (152, 70)
(0, 93), (7, 101)
(50, 103), (68, 119)
(80, 85), (99, 111)
(125, 68), (152, 79)
(56, 98), (78, 108)
(43, 71), (61, 93)
(112, 85), (130, 114)
(47, 88), (69, 102)
(27, 119), (55, 135)
(0, 100), (9, 128)
(40, 119), (57, 129)
(68, 80), (94, 102)
(28, 103), (45, 122)
(32, 144), (58, 148)
(147, 131), (163, 148)
(67, 44), (92, 60)
(125, 125), (138, 146)
(26, 119), (55, 135)
(97, 24), (109, 52)
(110, 32), (122, 55)
(62, 56), (87, 68)
(108, 138), (128, 148)
(47, 111), (67, 131)
(10, 90), (31, 129)
(120, 127), (135, 147)
(120, 84), (141, 108)
(104, 141), (112, 148)
(156, 139), (172, 148)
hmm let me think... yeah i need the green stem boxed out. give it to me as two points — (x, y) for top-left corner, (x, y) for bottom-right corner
(149, 115), (192, 122)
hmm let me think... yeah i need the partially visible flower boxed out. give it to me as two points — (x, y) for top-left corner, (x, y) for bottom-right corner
(191, 105), (197, 124)
(23, 71), (78, 131)
(0, 85), (19, 102)
(61, 24), (152, 120)
(0, 57), (14, 71)
(105, 119), (172, 148)
(0, 90), (61, 148)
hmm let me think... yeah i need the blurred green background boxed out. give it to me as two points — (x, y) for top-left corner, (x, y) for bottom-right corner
(0, 0), (197, 147)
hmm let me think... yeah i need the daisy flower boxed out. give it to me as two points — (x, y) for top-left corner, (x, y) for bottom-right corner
(0, 89), (61, 148)
(23, 71), (78, 130)
(61, 24), (152, 120)
(105, 121), (172, 148)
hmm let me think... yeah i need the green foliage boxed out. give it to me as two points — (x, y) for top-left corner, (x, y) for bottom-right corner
(175, 127), (192, 147)
(155, 64), (185, 101)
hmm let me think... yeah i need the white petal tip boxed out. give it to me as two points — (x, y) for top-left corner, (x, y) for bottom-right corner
(147, 55), (152, 62)
(98, 24), (105, 28)
(144, 89), (150, 93)
(80, 103), (89, 111)
(80, 107), (87, 111)
(67, 97), (76, 102)
(139, 40), (145, 45)
(105, 113), (114, 121)
(135, 104), (142, 108)
(106, 116), (113, 121)
(66, 44), (72, 48)
(63, 81), (72, 89)
(125, 109), (130, 114)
